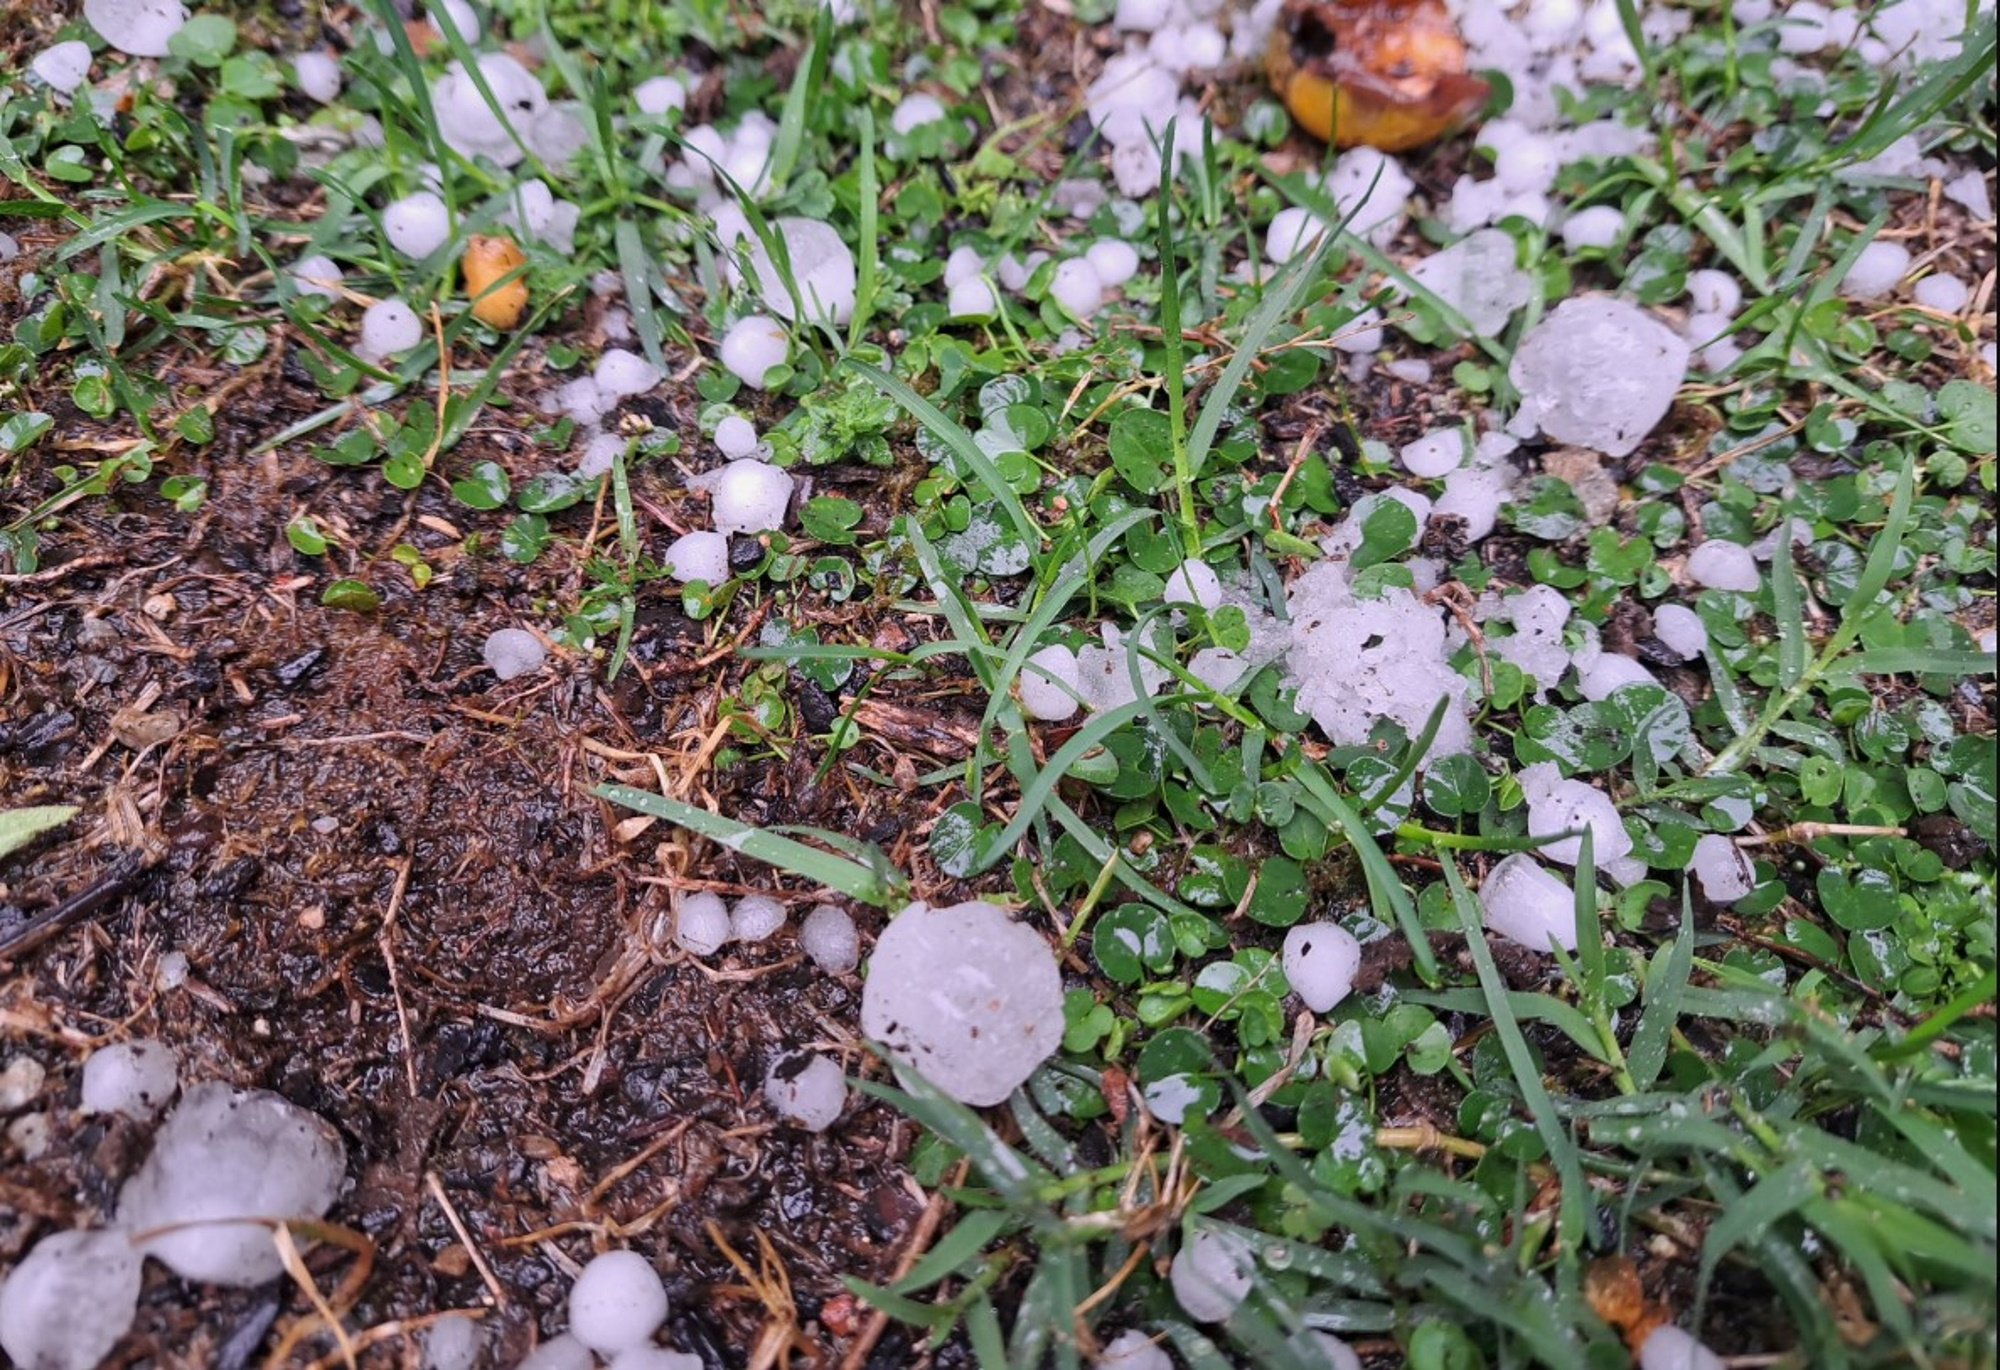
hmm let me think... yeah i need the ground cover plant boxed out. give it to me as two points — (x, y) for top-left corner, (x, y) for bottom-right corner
(0, 0), (1994, 1366)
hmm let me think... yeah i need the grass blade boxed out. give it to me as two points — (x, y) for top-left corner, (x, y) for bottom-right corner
(848, 361), (1039, 548)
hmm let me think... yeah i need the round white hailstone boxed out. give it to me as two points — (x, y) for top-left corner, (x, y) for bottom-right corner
(1839, 241), (1910, 299)
(429, 0), (479, 40)
(1164, 558), (1223, 610)
(360, 299), (423, 359)
(730, 895), (787, 943)
(595, 349), (662, 399)
(1913, 273), (1970, 314)
(577, 432), (627, 479)
(1495, 136), (1560, 194)
(293, 49), (341, 103)
(1683, 311), (1733, 352)
(1685, 539), (1760, 592)
(482, 627), (546, 681)
(1637, 1324), (1726, 1370)
(608, 1352), (703, 1370)
(948, 276), (1000, 320)
(432, 55), (546, 167)
(384, 192), (451, 260)
(1560, 204), (1625, 252)
(0, 1229), (144, 1370)
(422, 1313), (481, 1370)
(568, 1250), (669, 1355)
(1019, 644), (1081, 722)
(517, 1334), (595, 1370)
(1325, 146), (1413, 247)
(31, 41), (92, 94)
(674, 891), (732, 956)
(1049, 258), (1104, 318)
(890, 92), (948, 135)
(709, 459), (795, 536)
(289, 253), (344, 301)
(1401, 428), (1466, 478)
(1333, 307), (1385, 353)
(1281, 922), (1361, 1014)
(860, 900), (1063, 1106)
(634, 74), (688, 117)
(558, 377), (611, 427)
(1098, 1329), (1172, 1370)
(1266, 207), (1329, 264)
(1113, 0), (1173, 30)
(944, 246), (985, 288)
(1187, 647), (1246, 693)
(662, 531), (730, 586)
(1777, 0), (1833, 53)
(1686, 269), (1742, 318)
(80, 1039), (178, 1120)
(1085, 238), (1140, 288)
(800, 905), (861, 974)
(157, 950), (190, 989)
(1180, 21), (1227, 69)
(118, 1083), (347, 1286)
(1652, 603), (1707, 659)
(1688, 834), (1754, 904)
(746, 218), (857, 325)
(1479, 853), (1577, 953)
(84, 0), (189, 56)
(710, 416), (756, 459)
(1576, 652), (1658, 702)
(1169, 1230), (1255, 1323)
(719, 315), (790, 389)
(997, 250), (1049, 293)
(764, 1051), (846, 1131)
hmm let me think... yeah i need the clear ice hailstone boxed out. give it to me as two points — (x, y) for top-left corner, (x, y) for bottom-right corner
(1685, 539), (1759, 592)
(422, 1313), (481, 1370)
(1019, 644), (1081, 723)
(948, 276), (1000, 320)
(764, 1051), (846, 1131)
(890, 92), (948, 134)
(730, 895), (787, 943)
(595, 348), (661, 399)
(1510, 297), (1689, 458)
(1086, 238), (1140, 288)
(747, 218), (857, 325)
(1163, 558), (1222, 610)
(384, 192), (451, 259)
(1479, 853), (1577, 953)
(1560, 204), (1624, 252)
(663, 531), (730, 585)
(714, 415), (758, 458)
(1281, 922), (1361, 1014)
(32, 41), (92, 94)
(119, 1082), (347, 1285)
(800, 904), (860, 973)
(360, 299), (423, 359)
(1913, 273), (1970, 314)
(290, 253), (344, 300)
(80, 1039), (178, 1120)
(1049, 258), (1105, 318)
(674, 891), (732, 956)
(84, 0), (188, 55)
(1098, 1330), (1173, 1370)
(859, 900), (1064, 1106)
(1409, 229), (1532, 337)
(1652, 603), (1707, 660)
(433, 55), (546, 166)
(709, 459), (795, 535)
(1638, 1324), (1727, 1370)
(719, 315), (789, 389)
(1266, 206), (1328, 264)
(1169, 1229), (1255, 1323)
(482, 627), (546, 681)
(568, 1250), (669, 1354)
(1839, 241), (1910, 300)
(0, 1229), (144, 1370)
(293, 49), (341, 103)
(1401, 427), (1466, 478)
(518, 1334), (595, 1370)
(577, 431), (627, 479)
(1688, 833), (1754, 903)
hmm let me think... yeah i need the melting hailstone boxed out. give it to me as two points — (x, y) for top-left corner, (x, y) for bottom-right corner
(764, 1051), (846, 1131)
(0, 1230), (143, 1370)
(1478, 853), (1577, 953)
(80, 1039), (178, 1120)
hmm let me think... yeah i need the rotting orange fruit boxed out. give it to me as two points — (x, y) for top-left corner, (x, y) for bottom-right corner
(463, 235), (528, 330)
(1267, 0), (1490, 151)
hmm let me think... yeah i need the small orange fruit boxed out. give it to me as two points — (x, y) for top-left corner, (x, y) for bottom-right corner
(1268, 0), (1490, 151)
(463, 235), (528, 329)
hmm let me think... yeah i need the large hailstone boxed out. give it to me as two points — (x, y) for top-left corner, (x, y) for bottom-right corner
(744, 218), (857, 325)
(84, 0), (189, 56)
(0, 1230), (144, 1370)
(859, 900), (1063, 1106)
(118, 1082), (347, 1285)
(1478, 853), (1576, 953)
(1510, 297), (1689, 457)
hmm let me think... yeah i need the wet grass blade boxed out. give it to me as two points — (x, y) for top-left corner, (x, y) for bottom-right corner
(849, 360), (1039, 548)
(1628, 895), (1694, 1092)
(616, 222), (668, 372)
